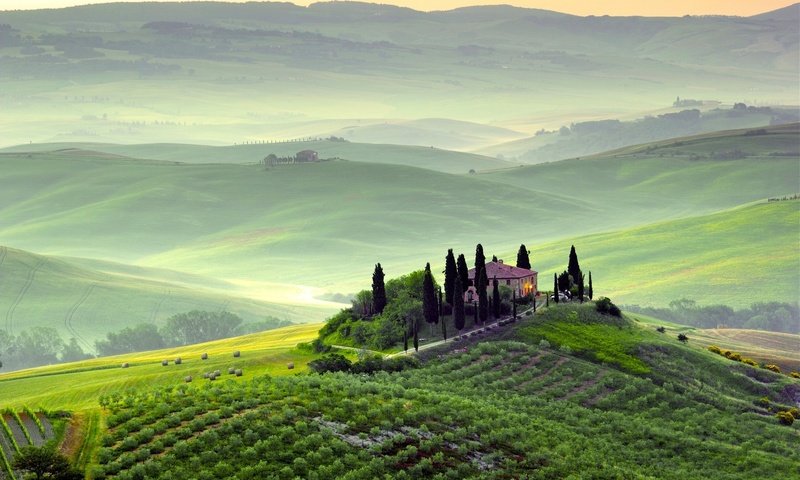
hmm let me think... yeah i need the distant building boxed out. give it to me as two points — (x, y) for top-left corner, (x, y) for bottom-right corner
(467, 260), (538, 301)
(295, 150), (319, 163)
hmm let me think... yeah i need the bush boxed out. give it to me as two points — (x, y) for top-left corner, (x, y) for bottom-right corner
(595, 297), (621, 317)
(790, 371), (800, 379)
(308, 354), (352, 374)
(776, 411), (794, 426)
(707, 345), (722, 354)
(538, 339), (551, 349)
(764, 364), (781, 373)
(677, 333), (689, 343)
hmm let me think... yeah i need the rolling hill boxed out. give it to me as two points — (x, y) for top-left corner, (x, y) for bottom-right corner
(0, 246), (339, 350)
(3, 303), (797, 478)
(0, 139), (515, 174)
(0, 2), (796, 149)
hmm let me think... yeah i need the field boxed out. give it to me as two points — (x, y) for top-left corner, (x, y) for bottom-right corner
(690, 328), (800, 373)
(0, 323), (324, 412)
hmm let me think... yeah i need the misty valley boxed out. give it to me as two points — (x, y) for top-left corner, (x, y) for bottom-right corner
(0, 2), (798, 479)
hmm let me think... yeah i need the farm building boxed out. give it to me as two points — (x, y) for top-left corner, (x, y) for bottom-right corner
(295, 150), (319, 162)
(467, 260), (537, 300)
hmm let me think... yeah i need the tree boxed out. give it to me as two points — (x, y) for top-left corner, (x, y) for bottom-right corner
(160, 311), (242, 347)
(452, 274), (465, 333)
(457, 253), (469, 293)
(60, 338), (92, 363)
(95, 323), (165, 356)
(444, 249), (457, 305)
(422, 263), (439, 335)
(516, 244), (531, 270)
(308, 354), (352, 373)
(567, 245), (582, 289)
(588, 271), (593, 300)
(412, 316), (419, 352)
(474, 244), (488, 290)
(372, 263), (387, 314)
(578, 273), (585, 303)
(492, 277), (501, 319)
(477, 268), (488, 325)
(558, 270), (571, 294)
(553, 273), (559, 304)
(13, 446), (82, 480)
(351, 290), (373, 317)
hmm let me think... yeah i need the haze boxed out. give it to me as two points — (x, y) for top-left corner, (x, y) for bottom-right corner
(3, 0), (797, 16)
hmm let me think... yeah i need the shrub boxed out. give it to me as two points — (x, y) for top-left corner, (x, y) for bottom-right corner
(677, 333), (689, 343)
(656, 326), (666, 333)
(742, 358), (758, 367)
(308, 354), (352, 374)
(790, 371), (800, 379)
(595, 297), (621, 317)
(776, 411), (794, 425)
(707, 345), (722, 354)
(538, 339), (551, 349)
(764, 364), (781, 373)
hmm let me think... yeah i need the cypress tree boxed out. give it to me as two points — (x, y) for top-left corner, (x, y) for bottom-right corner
(492, 255), (498, 262)
(553, 273), (559, 304)
(588, 271), (593, 300)
(475, 244), (488, 289)
(457, 254), (469, 292)
(444, 249), (457, 305)
(403, 328), (408, 353)
(478, 268), (488, 325)
(438, 286), (443, 317)
(422, 263), (438, 334)
(578, 273), (585, 303)
(516, 244), (531, 270)
(567, 245), (582, 289)
(372, 263), (387, 315)
(492, 276), (501, 319)
(453, 274), (465, 334)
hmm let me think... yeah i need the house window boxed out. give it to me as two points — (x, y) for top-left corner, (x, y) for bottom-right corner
(506, 280), (510, 285)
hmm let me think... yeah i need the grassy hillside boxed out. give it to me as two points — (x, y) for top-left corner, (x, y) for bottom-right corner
(50, 303), (800, 479)
(0, 246), (338, 349)
(524, 200), (799, 308)
(482, 123), (800, 225)
(0, 323), (324, 412)
(0, 139), (515, 174)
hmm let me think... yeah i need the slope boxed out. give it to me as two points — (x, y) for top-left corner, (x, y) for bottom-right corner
(0, 246), (338, 349)
(481, 123), (800, 225)
(32, 303), (800, 479)
(525, 200), (799, 308)
(0, 323), (323, 412)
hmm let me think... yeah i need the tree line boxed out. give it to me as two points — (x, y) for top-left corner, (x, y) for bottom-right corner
(624, 300), (799, 334)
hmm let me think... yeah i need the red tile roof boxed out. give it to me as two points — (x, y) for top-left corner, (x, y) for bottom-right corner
(468, 261), (537, 280)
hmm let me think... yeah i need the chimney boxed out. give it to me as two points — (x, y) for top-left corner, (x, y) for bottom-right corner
(498, 259), (503, 264)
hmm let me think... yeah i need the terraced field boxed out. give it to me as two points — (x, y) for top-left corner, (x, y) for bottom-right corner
(0, 408), (58, 479)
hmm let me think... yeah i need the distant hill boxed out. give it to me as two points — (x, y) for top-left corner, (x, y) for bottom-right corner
(476, 107), (800, 163)
(0, 2), (796, 148)
(0, 139), (515, 174)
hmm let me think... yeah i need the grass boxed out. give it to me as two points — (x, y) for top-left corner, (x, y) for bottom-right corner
(516, 303), (653, 374)
(0, 323), (326, 412)
(524, 200), (800, 307)
(688, 328), (800, 373)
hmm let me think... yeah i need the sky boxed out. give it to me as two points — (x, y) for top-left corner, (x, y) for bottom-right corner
(0, 0), (796, 17)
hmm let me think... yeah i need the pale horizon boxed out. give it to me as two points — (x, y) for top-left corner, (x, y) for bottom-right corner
(0, 0), (796, 17)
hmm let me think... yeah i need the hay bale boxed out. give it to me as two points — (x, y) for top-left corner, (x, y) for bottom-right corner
(214, 370), (221, 376)
(233, 350), (240, 358)
(287, 362), (295, 370)
(228, 367), (235, 375)
(201, 352), (208, 360)
(203, 372), (210, 379)
(235, 369), (243, 377)
(162, 360), (169, 366)
(121, 362), (129, 368)
(175, 357), (182, 365)
(184, 376), (192, 383)
(209, 374), (216, 381)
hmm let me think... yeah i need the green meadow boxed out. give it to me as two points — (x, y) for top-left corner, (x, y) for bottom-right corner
(0, 323), (324, 412)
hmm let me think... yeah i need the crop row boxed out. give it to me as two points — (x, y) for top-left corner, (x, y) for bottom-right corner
(0, 408), (55, 479)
